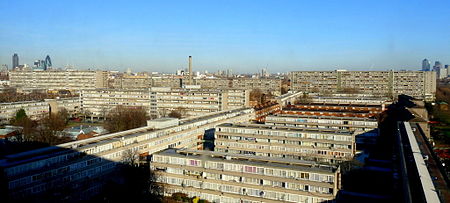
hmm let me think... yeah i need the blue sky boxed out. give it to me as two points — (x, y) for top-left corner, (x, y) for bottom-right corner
(1, 0), (449, 73)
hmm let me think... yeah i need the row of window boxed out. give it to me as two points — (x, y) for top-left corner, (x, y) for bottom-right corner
(153, 155), (335, 183)
(216, 128), (353, 142)
(161, 177), (331, 203)
(215, 139), (351, 152)
(266, 117), (377, 126)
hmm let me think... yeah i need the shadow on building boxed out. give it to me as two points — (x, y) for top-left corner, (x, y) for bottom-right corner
(335, 95), (416, 203)
(0, 141), (162, 203)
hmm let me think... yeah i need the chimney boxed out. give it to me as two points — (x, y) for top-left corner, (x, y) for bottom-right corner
(188, 56), (193, 85)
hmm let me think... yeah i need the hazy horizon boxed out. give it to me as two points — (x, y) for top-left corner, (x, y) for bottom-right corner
(1, 0), (449, 73)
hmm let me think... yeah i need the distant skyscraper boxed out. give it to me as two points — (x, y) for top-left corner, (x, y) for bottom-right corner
(433, 61), (442, 71)
(422, 59), (430, 71)
(226, 69), (233, 77)
(261, 68), (269, 77)
(33, 60), (46, 70)
(12, 53), (19, 69)
(432, 61), (448, 79)
(44, 55), (52, 70)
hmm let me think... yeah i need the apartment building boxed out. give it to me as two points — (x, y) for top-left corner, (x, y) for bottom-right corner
(231, 78), (282, 96)
(194, 78), (230, 89)
(46, 97), (81, 116)
(276, 91), (304, 106)
(0, 97), (81, 123)
(79, 87), (250, 119)
(289, 70), (436, 101)
(194, 78), (281, 96)
(152, 149), (340, 203)
(282, 103), (383, 118)
(110, 75), (151, 89)
(80, 89), (150, 118)
(149, 87), (250, 118)
(0, 108), (255, 201)
(151, 77), (184, 88)
(282, 107), (376, 118)
(265, 114), (378, 132)
(254, 102), (281, 123)
(307, 95), (389, 106)
(215, 123), (356, 164)
(9, 70), (108, 92)
(0, 100), (49, 122)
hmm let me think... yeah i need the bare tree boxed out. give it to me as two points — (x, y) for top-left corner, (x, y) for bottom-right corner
(281, 78), (290, 94)
(122, 149), (139, 166)
(58, 107), (70, 125)
(35, 111), (71, 145)
(250, 88), (263, 103)
(12, 113), (37, 142)
(82, 109), (92, 121)
(105, 106), (149, 133)
(281, 86), (289, 94)
(168, 110), (182, 119)
(295, 93), (312, 104)
(168, 107), (187, 118)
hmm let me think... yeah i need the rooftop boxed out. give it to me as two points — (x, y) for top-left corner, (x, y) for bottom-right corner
(268, 114), (378, 122)
(217, 123), (355, 136)
(156, 148), (338, 174)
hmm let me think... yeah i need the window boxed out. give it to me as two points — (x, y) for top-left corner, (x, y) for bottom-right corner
(244, 166), (256, 173)
(188, 159), (200, 166)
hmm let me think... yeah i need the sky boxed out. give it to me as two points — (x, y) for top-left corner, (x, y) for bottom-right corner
(1, 0), (450, 73)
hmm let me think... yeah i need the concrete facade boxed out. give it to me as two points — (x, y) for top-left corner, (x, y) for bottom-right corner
(289, 70), (436, 101)
(9, 70), (108, 92)
(152, 149), (340, 203)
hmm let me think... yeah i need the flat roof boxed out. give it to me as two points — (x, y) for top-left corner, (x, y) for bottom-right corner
(0, 107), (253, 167)
(156, 149), (337, 174)
(0, 129), (15, 135)
(217, 123), (354, 135)
(291, 103), (383, 107)
(150, 117), (179, 122)
(282, 108), (372, 114)
(268, 114), (378, 122)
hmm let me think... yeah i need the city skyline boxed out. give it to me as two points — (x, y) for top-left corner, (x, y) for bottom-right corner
(1, 0), (450, 72)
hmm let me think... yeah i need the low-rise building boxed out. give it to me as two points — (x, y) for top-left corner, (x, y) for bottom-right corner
(0, 100), (50, 122)
(152, 149), (340, 203)
(63, 125), (107, 140)
(0, 97), (80, 123)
